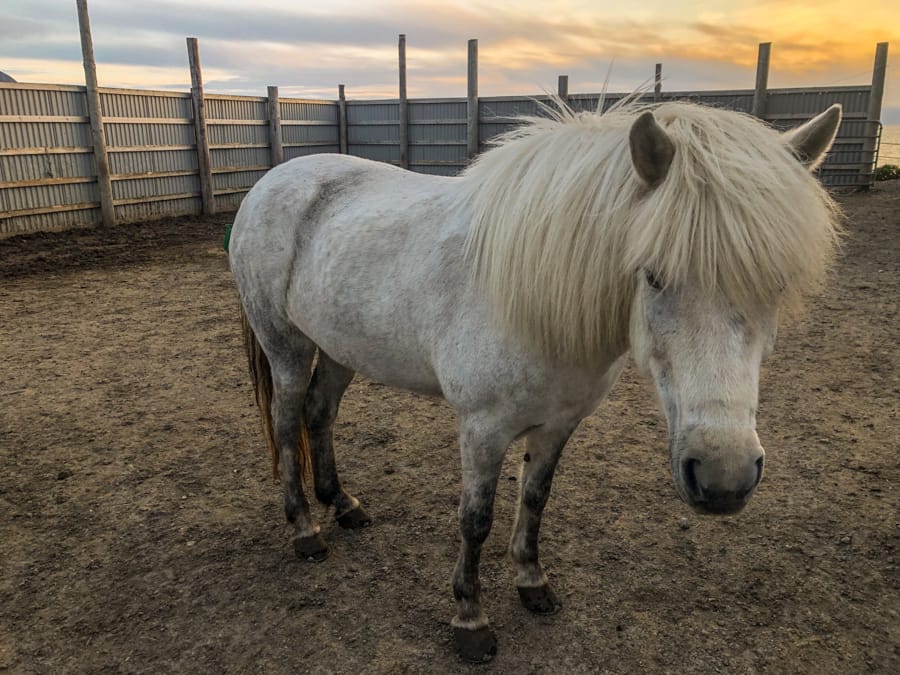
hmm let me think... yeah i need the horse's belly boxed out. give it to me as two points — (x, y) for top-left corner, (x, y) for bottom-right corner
(306, 326), (443, 396)
(287, 284), (444, 395)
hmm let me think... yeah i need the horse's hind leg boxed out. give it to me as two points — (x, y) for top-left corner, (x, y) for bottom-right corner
(266, 342), (329, 561)
(304, 350), (372, 528)
(509, 424), (575, 614)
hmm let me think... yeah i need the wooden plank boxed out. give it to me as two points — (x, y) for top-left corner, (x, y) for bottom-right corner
(267, 85), (284, 167)
(107, 144), (195, 153)
(98, 87), (190, 99)
(282, 142), (339, 148)
(113, 192), (198, 206)
(110, 169), (199, 181)
(0, 82), (86, 93)
(0, 201), (98, 219)
(187, 37), (215, 215)
(0, 146), (92, 157)
(211, 166), (269, 174)
(76, 0), (115, 227)
(0, 176), (95, 189)
(213, 187), (252, 196)
(343, 120), (401, 126)
(467, 39), (478, 160)
(398, 34), (409, 169)
(279, 120), (339, 127)
(205, 93), (267, 103)
(408, 119), (468, 125)
(206, 119), (268, 126)
(278, 97), (339, 105)
(210, 143), (270, 150)
(103, 117), (193, 125)
(557, 75), (568, 101)
(0, 115), (89, 124)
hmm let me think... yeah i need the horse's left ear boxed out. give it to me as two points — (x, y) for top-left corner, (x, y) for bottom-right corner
(783, 104), (842, 170)
(629, 111), (676, 187)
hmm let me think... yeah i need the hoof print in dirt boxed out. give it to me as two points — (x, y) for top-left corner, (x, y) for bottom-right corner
(453, 625), (497, 663)
(293, 533), (329, 562)
(517, 584), (562, 615)
(336, 505), (373, 529)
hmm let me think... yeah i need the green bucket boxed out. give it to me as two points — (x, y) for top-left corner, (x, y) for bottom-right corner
(223, 223), (233, 252)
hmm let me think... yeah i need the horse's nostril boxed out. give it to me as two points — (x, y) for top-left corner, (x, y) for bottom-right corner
(754, 456), (765, 487)
(683, 458), (702, 499)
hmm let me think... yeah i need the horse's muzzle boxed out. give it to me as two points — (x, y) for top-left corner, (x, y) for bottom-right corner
(680, 454), (764, 515)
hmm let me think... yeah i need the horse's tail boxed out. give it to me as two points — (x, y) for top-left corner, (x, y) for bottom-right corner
(239, 304), (312, 482)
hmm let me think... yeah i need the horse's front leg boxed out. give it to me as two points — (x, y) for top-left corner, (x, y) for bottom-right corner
(451, 417), (509, 663)
(509, 424), (575, 614)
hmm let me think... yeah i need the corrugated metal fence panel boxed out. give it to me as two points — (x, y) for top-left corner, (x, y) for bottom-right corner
(1, 150), (95, 183)
(99, 89), (203, 222)
(280, 97), (340, 161)
(1, 207), (101, 237)
(408, 99), (467, 174)
(100, 88), (192, 119)
(206, 95), (268, 122)
(116, 197), (200, 224)
(0, 83), (100, 235)
(0, 83), (88, 116)
(203, 95), (272, 211)
(0, 82), (885, 236)
(662, 90), (755, 112)
(347, 101), (400, 164)
(765, 86), (874, 186)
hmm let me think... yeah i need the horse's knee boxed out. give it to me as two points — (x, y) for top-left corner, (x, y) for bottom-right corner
(458, 499), (494, 545)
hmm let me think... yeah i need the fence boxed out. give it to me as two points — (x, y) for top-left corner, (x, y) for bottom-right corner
(0, 39), (890, 237)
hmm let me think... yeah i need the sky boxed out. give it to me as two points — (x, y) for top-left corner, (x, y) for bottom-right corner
(1, 0), (898, 123)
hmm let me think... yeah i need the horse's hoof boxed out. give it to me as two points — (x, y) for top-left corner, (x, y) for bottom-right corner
(336, 505), (372, 530)
(517, 584), (562, 615)
(453, 625), (497, 663)
(293, 533), (329, 562)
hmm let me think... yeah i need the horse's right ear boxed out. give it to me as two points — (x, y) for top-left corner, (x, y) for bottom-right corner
(629, 111), (676, 187)
(783, 104), (842, 171)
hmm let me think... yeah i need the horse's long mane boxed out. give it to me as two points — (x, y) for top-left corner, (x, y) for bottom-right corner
(460, 99), (841, 364)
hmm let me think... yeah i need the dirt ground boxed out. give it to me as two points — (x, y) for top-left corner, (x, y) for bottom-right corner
(1, 181), (897, 674)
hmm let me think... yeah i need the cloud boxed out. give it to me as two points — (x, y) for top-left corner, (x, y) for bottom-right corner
(0, 0), (896, 112)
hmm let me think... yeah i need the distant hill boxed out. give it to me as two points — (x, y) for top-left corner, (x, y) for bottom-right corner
(0, 71), (17, 83)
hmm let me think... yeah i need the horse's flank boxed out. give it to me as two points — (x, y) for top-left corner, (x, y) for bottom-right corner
(460, 100), (843, 365)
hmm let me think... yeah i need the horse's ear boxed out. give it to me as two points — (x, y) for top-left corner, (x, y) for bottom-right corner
(783, 104), (842, 170)
(629, 111), (676, 187)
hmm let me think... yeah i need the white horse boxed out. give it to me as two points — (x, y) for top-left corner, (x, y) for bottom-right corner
(229, 100), (842, 662)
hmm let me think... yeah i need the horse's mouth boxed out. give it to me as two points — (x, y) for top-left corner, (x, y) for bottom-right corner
(686, 495), (750, 516)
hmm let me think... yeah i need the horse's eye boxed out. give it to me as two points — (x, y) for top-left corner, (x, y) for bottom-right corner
(645, 270), (663, 290)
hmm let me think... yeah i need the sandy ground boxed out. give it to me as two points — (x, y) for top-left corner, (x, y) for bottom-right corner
(1, 181), (898, 673)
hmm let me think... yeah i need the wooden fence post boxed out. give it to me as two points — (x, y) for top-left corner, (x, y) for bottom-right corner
(654, 63), (663, 102)
(467, 39), (479, 161)
(186, 37), (215, 215)
(267, 86), (284, 167)
(557, 75), (569, 101)
(338, 84), (348, 154)
(398, 34), (409, 169)
(76, 0), (115, 226)
(751, 42), (771, 118)
(860, 42), (889, 188)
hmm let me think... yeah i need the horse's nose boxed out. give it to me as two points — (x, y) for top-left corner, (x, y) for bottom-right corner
(681, 454), (764, 514)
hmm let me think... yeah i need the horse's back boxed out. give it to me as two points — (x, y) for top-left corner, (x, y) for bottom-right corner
(230, 154), (465, 393)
